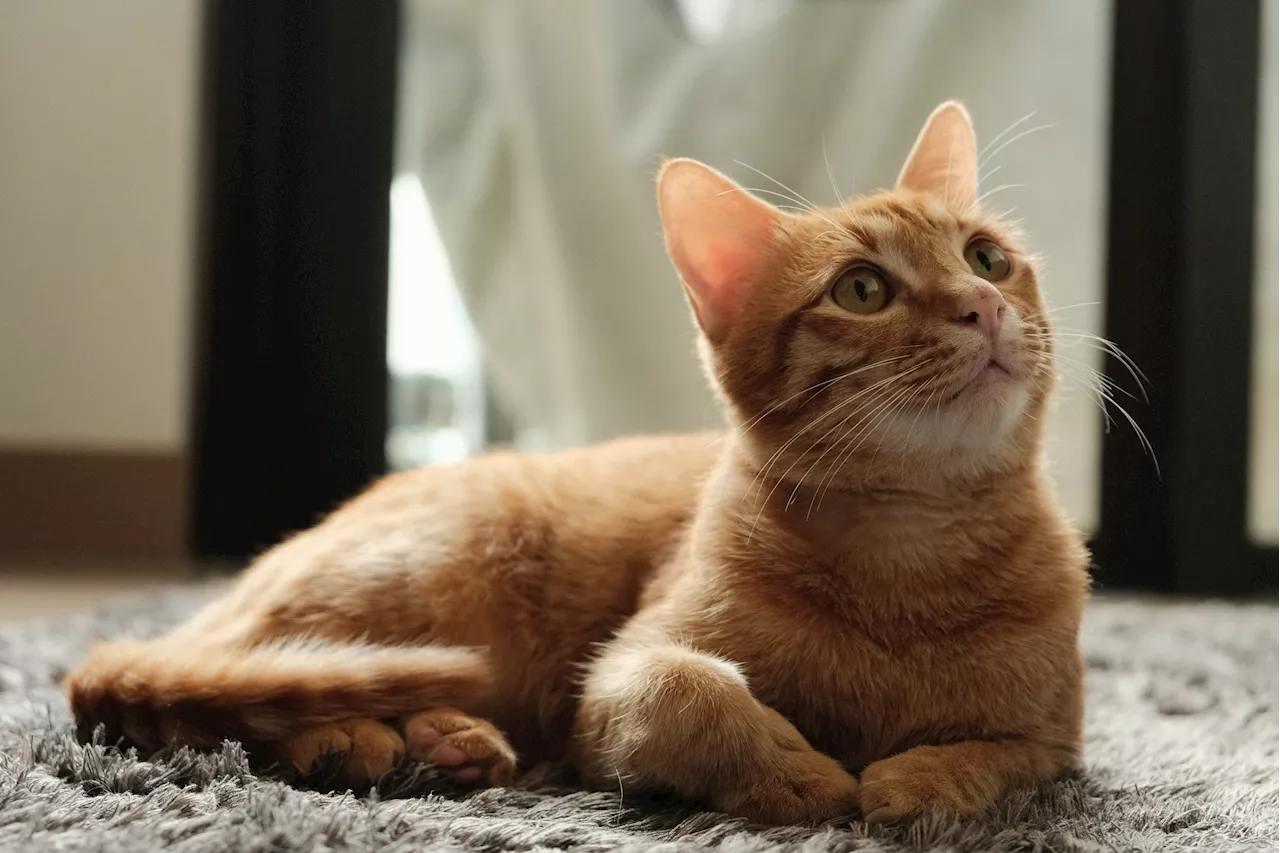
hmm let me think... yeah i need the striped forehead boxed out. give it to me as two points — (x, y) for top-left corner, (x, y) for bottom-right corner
(822, 198), (966, 288)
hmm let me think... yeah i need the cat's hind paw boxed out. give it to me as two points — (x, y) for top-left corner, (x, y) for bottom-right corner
(280, 718), (405, 788)
(401, 707), (516, 786)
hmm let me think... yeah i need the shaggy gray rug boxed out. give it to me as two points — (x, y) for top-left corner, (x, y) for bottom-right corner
(0, 584), (1275, 853)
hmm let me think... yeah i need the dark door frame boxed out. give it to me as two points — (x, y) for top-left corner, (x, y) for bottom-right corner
(190, 0), (400, 559)
(1094, 0), (1277, 595)
(190, 0), (1277, 595)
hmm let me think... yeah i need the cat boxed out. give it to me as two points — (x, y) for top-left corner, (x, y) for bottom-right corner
(65, 101), (1089, 826)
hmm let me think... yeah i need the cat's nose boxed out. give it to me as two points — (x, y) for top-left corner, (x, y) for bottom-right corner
(952, 286), (1005, 342)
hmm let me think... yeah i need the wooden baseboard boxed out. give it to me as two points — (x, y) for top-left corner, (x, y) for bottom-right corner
(0, 448), (187, 559)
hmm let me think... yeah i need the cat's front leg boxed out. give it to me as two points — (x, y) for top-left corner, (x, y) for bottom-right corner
(859, 737), (1071, 823)
(573, 637), (859, 825)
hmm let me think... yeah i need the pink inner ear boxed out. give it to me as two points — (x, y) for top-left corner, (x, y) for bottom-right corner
(659, 159), (780, 340)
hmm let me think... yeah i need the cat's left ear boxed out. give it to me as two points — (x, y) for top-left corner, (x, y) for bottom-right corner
(658, 158), (780, 342)
(896, 101), (978, 209)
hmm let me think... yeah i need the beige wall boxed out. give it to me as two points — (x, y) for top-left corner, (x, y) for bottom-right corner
(0, 0), (200, 451)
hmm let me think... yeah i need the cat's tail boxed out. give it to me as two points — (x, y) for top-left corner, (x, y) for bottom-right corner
(64, 637), (492, 751)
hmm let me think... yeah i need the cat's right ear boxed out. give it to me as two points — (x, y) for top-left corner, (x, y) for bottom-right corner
(658, 159), (780, 342)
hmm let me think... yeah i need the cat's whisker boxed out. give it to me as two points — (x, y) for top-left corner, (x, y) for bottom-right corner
(1055, 368), (1157, 473)
(978, 164), (1001, 189)
(794, 381), (911, 517)
(746, 368), (913, 512)
(1058, 372), (1117, 432)
(1020, 301), (1101, 324)
(1051, 329), (1151, 395)
(810, 380), (923, 514)
(977, 111), (1036, 162)
(869, 380), (931, 466)
(973, 183), (1027, 210)
(1039, 333), (1151, 404)
(719, 186), (813, 213)
(1053, 352), (1137, 402)
(824, 379), (931, 516)
(786, 393), (890, 512)
(977, 123), (1054, 172)
(844, 377), (927, 462)
(737, 354), (915, 443)
(1091, 384), (1160, 476)
(750, 365), (924, 530)
(727, 183), (844, 232)
(747, 385), (896, 539)
(989, 207), (1021, 225)
(732, 160), (824, 214)
(1056, 369), (1119, 431)
(822, 137), (853, 219)
(897, 382), (941, 477)
(809, 365), (934, 512)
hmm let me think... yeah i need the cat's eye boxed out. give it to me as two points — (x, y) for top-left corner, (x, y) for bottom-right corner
(830, 266), (892, 314)
(964, 238), (1011, 281)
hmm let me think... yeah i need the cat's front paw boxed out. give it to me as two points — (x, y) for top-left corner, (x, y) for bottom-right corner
(859, 746), (977, 824)
(714, 749), (861, 826)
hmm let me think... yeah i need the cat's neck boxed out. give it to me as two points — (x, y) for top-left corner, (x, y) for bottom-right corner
(699, 432), (1045, 565)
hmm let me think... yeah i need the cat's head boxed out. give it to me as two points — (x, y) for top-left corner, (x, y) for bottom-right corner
(658, 102), (1053, 488)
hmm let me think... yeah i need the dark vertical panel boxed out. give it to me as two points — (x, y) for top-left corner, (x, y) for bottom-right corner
(1096, 0), (1272, 594)
(191, 1), (399, 559)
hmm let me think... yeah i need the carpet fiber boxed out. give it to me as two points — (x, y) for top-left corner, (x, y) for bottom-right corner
(0, 584), (1275, 852)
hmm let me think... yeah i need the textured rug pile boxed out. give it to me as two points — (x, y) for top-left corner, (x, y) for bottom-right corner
(0, 584), (1275, 852)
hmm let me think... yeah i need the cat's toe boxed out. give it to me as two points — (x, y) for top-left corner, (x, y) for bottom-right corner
(280, 723), (352, 776)
(715, 749), (861, 825)
(859, 748), (975, 823)
(339, 718), (405, 785)
(402, 707), (516, 786)
(279, 718), (404, 789)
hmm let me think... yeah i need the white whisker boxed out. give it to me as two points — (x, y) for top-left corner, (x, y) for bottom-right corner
(977, 123), (1054, 172)
(822, 137), (852, 217)
(978, 111), (1036, 161)
(974, 183), (1026, 208)
(811, 378), (926, 514)
(746, 368), (912, 510)
(737, 354), (914, 441)
(732, 160), (823, 214)
(747, 365), (925, 538)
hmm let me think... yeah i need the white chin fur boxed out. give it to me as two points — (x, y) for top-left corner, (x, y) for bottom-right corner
(885, 379), (1030, 456)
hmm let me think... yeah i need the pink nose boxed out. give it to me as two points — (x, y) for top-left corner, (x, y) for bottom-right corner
(953, 287), (1005, 342)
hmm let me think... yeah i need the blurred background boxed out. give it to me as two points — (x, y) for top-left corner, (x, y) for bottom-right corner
(0, 0), (1275, 616)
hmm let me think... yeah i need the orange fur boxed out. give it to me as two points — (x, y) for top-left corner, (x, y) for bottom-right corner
(65, 101), (1089, 825)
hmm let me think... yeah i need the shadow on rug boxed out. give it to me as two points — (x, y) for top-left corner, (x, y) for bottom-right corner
(1, 584), (1276, 852)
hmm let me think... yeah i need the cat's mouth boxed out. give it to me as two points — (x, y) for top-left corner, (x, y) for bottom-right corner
(973, 359), (1010, 384)
(944, 358), (1014, 404)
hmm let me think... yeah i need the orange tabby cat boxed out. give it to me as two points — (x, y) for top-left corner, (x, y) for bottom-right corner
(66, 102), (1089, 825)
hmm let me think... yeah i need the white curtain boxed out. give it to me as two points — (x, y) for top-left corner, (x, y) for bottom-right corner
(398, 0), (1112, 528)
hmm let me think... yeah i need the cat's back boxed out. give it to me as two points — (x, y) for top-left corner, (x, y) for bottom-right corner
(202, 432), (722, 648)
(352, 430), (721, 534)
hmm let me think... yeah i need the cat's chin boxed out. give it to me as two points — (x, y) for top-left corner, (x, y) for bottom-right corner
(884, 368), (1031, 459)
(948, 376), (1031, 447)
